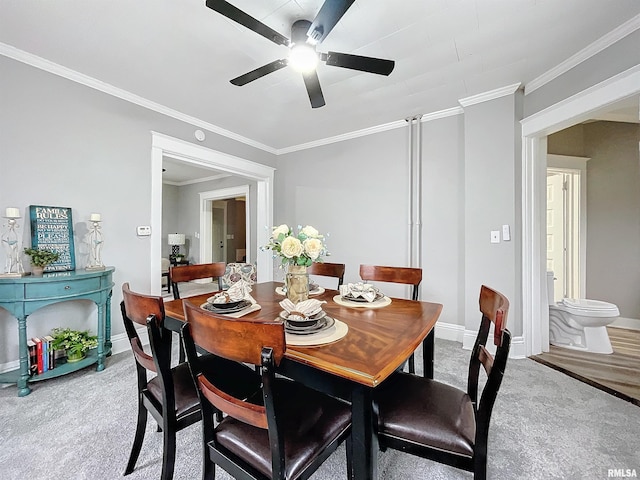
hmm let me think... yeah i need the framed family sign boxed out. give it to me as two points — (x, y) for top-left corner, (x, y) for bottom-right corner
(29, 205), (76, 271)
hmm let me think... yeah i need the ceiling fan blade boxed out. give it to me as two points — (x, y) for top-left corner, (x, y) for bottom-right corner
(230, 59), (288, 86)
(307, 0), (355, 44)
(302, 70), (326, 108)
(206, 0), (289, 46)
(323, 51), (395, 76)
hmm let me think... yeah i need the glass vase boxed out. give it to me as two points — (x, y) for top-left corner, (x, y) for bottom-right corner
(286, 265), (309, 304)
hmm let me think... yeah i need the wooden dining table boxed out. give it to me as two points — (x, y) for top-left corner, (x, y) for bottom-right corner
(163, 281), (442, 480)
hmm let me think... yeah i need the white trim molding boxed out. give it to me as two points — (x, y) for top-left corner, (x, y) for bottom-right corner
(163, 173), (232, 187)
(459, 83), (521, 107)
(462, 329), (526, 359)
(277, 106), (464, 155)
(522, 64), (640, 137)
(525, 13), (640, 94)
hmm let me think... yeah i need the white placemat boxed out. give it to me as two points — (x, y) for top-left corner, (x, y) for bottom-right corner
(200, 302), (261, 318)
(285, 318), (348, 346)
(332, 295), (392, 309)
(275, 286), (325, 296)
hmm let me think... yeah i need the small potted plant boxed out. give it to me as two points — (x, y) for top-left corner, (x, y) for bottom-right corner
(23, 247), (59, 276)
(50, 327), (98, 363)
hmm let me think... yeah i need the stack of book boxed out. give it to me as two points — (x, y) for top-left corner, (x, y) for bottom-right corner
(27, 335), (56, 376)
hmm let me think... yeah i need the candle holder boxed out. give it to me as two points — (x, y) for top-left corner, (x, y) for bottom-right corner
(1, 208), (26, 277)
(85, 214), (105, 271)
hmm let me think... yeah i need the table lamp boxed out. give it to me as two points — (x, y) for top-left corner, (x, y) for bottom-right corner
(168, 233), (185, 261)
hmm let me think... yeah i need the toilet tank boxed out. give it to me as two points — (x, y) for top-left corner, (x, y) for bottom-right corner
(546, 271), (555, 305)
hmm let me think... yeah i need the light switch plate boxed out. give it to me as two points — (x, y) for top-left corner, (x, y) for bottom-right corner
(490, 231), (500, 243)
(137, 225), (151, 236)
(502, 224), (511, 241)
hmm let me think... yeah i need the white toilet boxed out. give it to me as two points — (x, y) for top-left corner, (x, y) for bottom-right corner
(546, 271), (619, 354)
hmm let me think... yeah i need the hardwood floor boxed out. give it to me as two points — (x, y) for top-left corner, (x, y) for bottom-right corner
(530, 326), (640, 406)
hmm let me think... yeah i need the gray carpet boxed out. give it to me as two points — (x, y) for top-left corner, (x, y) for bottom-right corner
(1, 338), (638, 480)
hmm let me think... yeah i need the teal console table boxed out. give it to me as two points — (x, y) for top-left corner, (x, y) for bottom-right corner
(0, 267), (115, 396)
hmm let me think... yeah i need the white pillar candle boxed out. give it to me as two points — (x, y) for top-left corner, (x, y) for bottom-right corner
(90, 213), (101, 222)
(5, 207), (20, 218)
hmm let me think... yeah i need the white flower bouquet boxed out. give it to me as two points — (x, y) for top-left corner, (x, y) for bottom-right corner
(263, 224), (328, 267)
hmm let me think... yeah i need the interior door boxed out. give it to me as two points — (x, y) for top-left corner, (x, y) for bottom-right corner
(546, 172), (565, 301)
(212, 203), (226, 263)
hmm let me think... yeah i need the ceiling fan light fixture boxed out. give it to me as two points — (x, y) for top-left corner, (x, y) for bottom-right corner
(289, 43), (318, 73)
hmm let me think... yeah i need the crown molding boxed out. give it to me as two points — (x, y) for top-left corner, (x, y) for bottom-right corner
(0, 43), (277, 154)
(525, 13), (640, 95)
(277, 106), (463, 154)
(420, 106), (464, 122)
(163, 173), (232, 187)
(276, 118), (406, 154)
(458, 83), (521, 107)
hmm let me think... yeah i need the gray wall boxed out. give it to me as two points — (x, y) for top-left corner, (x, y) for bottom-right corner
(550, 121), (640, 319)
(463, 94), (522, 336)
(276, 127), (413, 293)
(0, 56), (275, 364)
(275, 112), (503, 331)
(585, 121), (640, 319)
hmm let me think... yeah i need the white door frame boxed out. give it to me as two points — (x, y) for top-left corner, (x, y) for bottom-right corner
(521, 65), (640, 356)
(547, 155), (589, 299)
(150, 132), (275, 294)
(200, 186), (250, 265)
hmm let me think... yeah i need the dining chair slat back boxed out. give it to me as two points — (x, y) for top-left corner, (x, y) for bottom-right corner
(170, 262), (226, 300)
(359, 264), (422, 300)
(359, 264), (423, 373)
(374, 285), (511, 480)
(181, 300), (353, 480)
(121, 283), (199, 480)
(308, 262), (346, 288)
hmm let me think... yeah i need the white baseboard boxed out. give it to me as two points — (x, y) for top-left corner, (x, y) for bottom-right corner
(434, 321), (465, 343)
(462, 328), (526, 359)
(0, 328), (148, 374)
(611, 317), (640, 331)
(2, 323), (529, 374)
(0, 359), (20, 374)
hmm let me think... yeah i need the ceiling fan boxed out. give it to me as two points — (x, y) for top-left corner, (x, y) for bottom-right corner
(206, 0), (395, 108)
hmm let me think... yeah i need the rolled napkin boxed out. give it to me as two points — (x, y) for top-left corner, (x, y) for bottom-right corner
(340, 282), (379, 302)
(209, 279), (253, 304)
(279, 298), (326, 321)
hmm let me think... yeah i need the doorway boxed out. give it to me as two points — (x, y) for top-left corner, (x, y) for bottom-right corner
(199, 185), (250, 266)
(211, 196), (247, 263)
(521, 66), (640, 356)
(546, 165), (583, 301)
(150, 133), (275, 294)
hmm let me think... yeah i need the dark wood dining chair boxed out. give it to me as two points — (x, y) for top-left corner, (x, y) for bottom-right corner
(121, 283), (261, 480)
(170, 262), (227, 300)
(359, 264), (423, 373)
(373, 285), (511, 480)
(181, 300), (353, 480)
(308, 261), (346, 288)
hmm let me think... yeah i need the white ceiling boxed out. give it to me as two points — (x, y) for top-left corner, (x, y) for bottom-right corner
(1, 0), (639, 166)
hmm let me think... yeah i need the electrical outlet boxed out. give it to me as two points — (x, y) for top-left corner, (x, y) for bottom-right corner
(490, 231), (500, 243)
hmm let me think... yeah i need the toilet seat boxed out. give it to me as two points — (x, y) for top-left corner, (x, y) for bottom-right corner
(556, 298), (620, 318)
